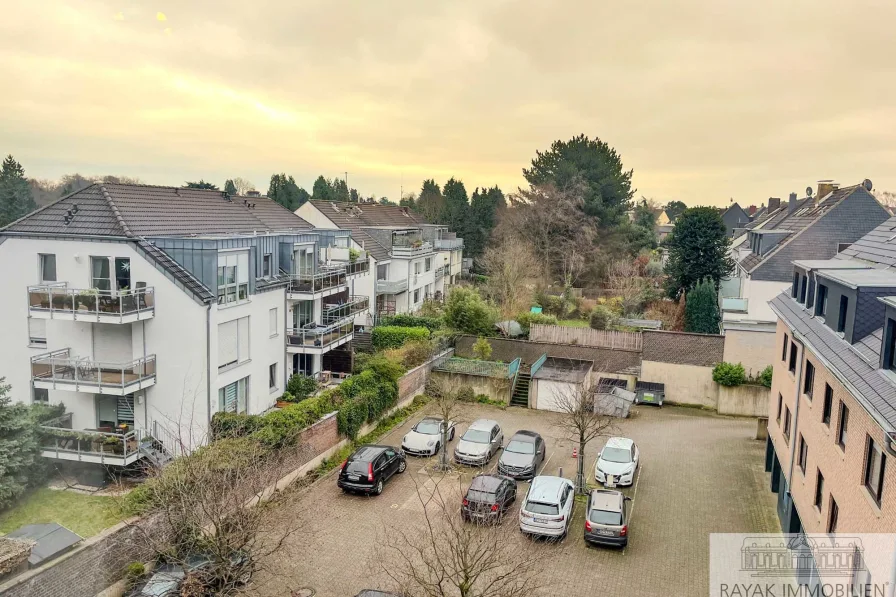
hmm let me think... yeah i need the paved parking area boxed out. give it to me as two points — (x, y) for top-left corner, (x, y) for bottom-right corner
(252, 404), (779, 597)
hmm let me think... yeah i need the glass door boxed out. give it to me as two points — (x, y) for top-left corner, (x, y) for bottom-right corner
(114, 258), (131, 290)
(295, 246), (314, 275)
(91, 257), (112, 291)
(293, 301), (314, 328)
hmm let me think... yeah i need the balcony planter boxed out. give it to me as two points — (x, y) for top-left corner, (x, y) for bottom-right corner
(52, 294), (75, 309)
(76, 290), (98, 311)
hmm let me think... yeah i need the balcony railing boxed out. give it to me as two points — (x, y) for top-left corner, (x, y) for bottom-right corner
(31, 349), (157, 394)
(434, 266), (446, 280)
(38, 412), (145, 465)
(376, 278), (409, 294)
(342, 260), (370, 276)
(286, 267), (347, 295)
(286, 318), (354, 351)
(721, 297), (749, 313)
(322, 295), (369, 323)
(391, 242), (434, 258)
(28, 284), (155, 322)
(435, 238), (464, 250)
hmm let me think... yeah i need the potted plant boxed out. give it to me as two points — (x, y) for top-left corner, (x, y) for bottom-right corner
(77, 289), (98, 311)
(275, 391), (296, 409)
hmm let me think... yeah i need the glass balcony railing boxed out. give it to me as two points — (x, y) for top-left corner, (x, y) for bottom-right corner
(435, 238), (464, 250)
(434, 266), (446, 280)
(38, 412), (145, 465)
(322, 295), (369, 323)
(343, 260), (370, 276)
(391, 241), (434, 257)
(376, 278), (408, 294)
(28, 284), (155, 321)
(286, 266), (348, 294)
(286, 319), (354, 351)
(31, 349), (157, 393)
(721, 297), (749, 313)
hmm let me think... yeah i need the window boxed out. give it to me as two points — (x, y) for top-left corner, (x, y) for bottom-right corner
(28, 318), (47, 348)
(788, 342), (797, 374)
(792, 272), (799, 298)
(425, 257), (432, 272)
(885, 319), (896, 372)
(269, 307), (278, 337)
(799, 276), (807, 303)
(864, 437), (886, 505)
(90, 256), (112, 291)
(782, 334), (789, 362)
(33, 387), (48, 403)
(114, 257), (131, 290)
(414, 261), (421, 275)
(294, 300), (313, 328)
(217, 251), (249, 305)
(263, 253), (272, 278)
(816, 284), (828, 316)
(797, 435), (807, 474)
(837, 296), (848, 333)
(783, 406), (792, 443)
(814, 469), (824, 509)
(803, 361), (815, 399)
(413, 289), (420, 304)
(377, 264), (388, 280)
(39, 254), (56, 282)
(776, 393), (783, 424)
(822, 384), (833, 425)
(827, 497), (839, 534)
(218, 316), (250, 370)
(836, 402), (849, 448)
(218, 377), (248, 413)
(269, 363), (278, 392)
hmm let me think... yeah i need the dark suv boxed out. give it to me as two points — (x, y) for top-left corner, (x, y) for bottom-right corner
(338, 445), (407, 496)
(461, 474), (517, 523)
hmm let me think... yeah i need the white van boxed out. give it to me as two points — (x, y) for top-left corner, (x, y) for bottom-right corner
(518, 475), (574, 539)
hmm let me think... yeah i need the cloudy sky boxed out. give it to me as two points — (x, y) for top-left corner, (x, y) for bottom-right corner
(2, 1), (894, 207)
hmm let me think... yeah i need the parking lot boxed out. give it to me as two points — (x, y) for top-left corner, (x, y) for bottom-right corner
(252, 403), (779, 597)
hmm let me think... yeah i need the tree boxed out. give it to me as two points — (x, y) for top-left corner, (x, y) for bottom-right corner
(664, 206), (734, 299)
(480, 236), (541, 320)
(381, 474), (543, 597)
(415, 179), (444, 223)
(523, 134), (634, 227)
(552, 379), (617, 494)
(331, 178), (350, 202)
(466, 186), (505, 259)
(224, 179), (238, 195)
(442, 178), (469, 235)
(0, 379), (38, 509)
(424, 376), (469, 471)
(607, 259), (647, 316)
(185, 180), (219, 190)
(230, 177), (255, 195)
(633, 199), (657, 230)
(379, 197), (396, 205)
(443, 287), (497, 336)
(267, 174), (308, 211)
(684, 278), (721, 334)
(399, 192), (417, 210)
(311, 175), (332, 201)
(472, 337), (493, 361)
(0, 155), (37, 227)
(663, 200), (687, 221)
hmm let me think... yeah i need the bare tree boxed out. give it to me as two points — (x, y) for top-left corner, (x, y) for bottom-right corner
(552, 377), (618, 494)
(381, 474), (544, 597)
(480, 236), (541, 320)
(231, 177), (255, 195)
(607, 258), (647, 316)
(425, 376), (469, 471)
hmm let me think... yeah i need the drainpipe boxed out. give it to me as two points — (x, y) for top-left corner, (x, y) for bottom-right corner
(206, 302), (212, 431)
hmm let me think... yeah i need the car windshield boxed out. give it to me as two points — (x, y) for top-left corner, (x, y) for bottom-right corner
(505, 440), (535, 454)
(525, 501), (559, 515)
(414, 420), (441, 434)
(589, 509), (623, 526)
(601, 446), (632, 463)
(462, 429), (491, 444)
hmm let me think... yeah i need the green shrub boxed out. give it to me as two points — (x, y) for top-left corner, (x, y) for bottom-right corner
(286, 374), (319, 401)
(380, 314), (443, 332)
(456, 386), (475, 403)
(684, 278), (721, 334)
(443, 287), (497, 336)
(337, 398), (368, 440)
(125, 562), (146, 588)
(396, 339), (435, 368)
(757, 365), (773, 388)
(533, 293), (566, 317)
(371, 326), (430, 350)
(472, 337), (492, 360)
(516, 312), (559, 333)
(210, 411), (264, 439)
(589, 305), (616, 330)
(713, 362), (746, 387)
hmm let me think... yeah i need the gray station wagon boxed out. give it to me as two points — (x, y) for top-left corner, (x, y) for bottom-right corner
(583, 489), (630, 547)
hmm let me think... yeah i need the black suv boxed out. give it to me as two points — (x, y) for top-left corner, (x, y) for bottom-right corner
(338, 444), (407, 495)
(461, 474), (517, 523)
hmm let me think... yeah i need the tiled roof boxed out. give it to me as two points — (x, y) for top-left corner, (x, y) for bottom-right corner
(641, 330), (724, 367)
(306, 201), (418, 262)
(835, 216), (896, 268)
(770, 293), (896, 429)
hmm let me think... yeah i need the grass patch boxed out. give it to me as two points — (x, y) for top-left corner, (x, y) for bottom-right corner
(0, 487), (120, 538)
(558, 319), (589, 327)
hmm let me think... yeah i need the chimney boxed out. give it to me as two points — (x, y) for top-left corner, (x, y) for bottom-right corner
(768, 197), (781, 212)
(817, 180), (838, 201)
(788, 192), (797, 213)
(247, 190), (261, 197)
(748, 205), (757, 216)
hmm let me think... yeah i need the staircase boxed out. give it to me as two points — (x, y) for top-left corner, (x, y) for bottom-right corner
(353, 331), (373, 352)
(511, 365), (531, 407)
(139, 441), (174, 468)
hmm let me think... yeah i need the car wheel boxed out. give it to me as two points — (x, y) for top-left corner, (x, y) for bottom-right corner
(397, 459), (407, 473)
(433, 442), (441, 456)
(374, 479), (384, 495)
(449, 428), (455, 441)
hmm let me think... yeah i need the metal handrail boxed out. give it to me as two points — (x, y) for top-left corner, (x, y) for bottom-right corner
(31, 352), (157, 389)
(376, 278), (408, 294)
(39, 423), (145, 460)
(286, 318), (354, 349)
(530, 353), (548, 377)
(322, 295), (369, 323)
(343, 260), (370, 276)
(507, 357), (522, 379)
(434, 266), (446, 279)
(28, 285), (155, 319)
(285, 268), (348, 294)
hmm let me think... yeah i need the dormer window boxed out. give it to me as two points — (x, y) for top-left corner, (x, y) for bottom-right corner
(836, 296), (848, 333)
(799, 276), (807, 303)
(792, 273), (799, 298)
(815, 284), (828, 317)
(884, 319), (896, 373)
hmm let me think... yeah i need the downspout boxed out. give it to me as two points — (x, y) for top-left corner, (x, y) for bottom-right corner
(206, 302), (212, 430)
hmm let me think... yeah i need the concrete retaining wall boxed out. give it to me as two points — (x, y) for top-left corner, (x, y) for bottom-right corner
(640, 360), (718, 408)
(717, 384), (770, 417)
(429, 371), (511, 404)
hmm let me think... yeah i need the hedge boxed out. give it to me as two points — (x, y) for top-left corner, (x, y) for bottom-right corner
(371, 326), (430, 350)
(712, 362), (746, 387)
(380, 314), (443, 332)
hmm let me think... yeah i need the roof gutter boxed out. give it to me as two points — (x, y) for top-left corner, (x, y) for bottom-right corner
(0, 231), (134, 242)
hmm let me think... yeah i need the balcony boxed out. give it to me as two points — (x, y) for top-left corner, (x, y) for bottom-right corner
(343, 260), (370, 276)
(391, 241), (434, 258)
(38, 412), (146, 466)
(285, 266), (348, 299)
(434, 266), (446, 280)
(286, 318), (354, 354)
(28, 284), (155, 323)
(435, 238), (464, 251)
(376, 278), (408, 294)
(721, 297), (749, 313)
(322, 295), (369, 323)
(31, 349), (157, 395)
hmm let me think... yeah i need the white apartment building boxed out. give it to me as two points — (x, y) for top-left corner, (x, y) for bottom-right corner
(297, 201), (464, 321)
(0, 183), (368, 473)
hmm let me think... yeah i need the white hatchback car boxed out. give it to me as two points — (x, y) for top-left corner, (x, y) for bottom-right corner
(594, 437), (640, 487)
(518, 476), (574, 539)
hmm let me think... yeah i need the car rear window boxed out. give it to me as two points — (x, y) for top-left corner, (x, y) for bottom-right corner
(466, 490), (496, 503)
(524, 501), (559, 515)
(589, 509), (623, 525)
(346, 461), (371, 475)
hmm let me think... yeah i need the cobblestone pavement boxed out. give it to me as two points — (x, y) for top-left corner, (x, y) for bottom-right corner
(252, 404), (780, 597)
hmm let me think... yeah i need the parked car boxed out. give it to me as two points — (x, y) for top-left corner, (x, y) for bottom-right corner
(402, 415), (455, 457)
(497, 430), (545, 479)
(453, 419), (503, 466)
(338, 444), (407, 495)
(584, 489), (631, 548)
(354, 591), (403, 597)
(518, 476), (574, 540)
(128, 552), (252, 596)
(461, 474), (517, 523)
(594, 437), (640, 487)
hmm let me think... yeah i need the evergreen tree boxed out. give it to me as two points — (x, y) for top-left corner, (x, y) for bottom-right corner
(442, 177), (469, 234)
(684, 278), (721, 334)
(267, 173), (307, 211)
(224, 179), (238, 195)
(664, 206), (734, 299)
(416, 179), (444, 222)
(185, 180), (219, 190)
(330, 178), (350, 202)
(0, 155), (37, 227)
(0, 379), (38, 509)
(466, 185), (505, 258)
(311, 175), (332, 201)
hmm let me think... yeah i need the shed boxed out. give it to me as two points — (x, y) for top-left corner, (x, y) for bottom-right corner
(530, 357), (593, 412)
(6, 523), (83, 567)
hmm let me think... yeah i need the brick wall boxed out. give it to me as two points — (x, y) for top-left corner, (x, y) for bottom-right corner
(768, 319), (896, 533)
(641, 330), (724, 367)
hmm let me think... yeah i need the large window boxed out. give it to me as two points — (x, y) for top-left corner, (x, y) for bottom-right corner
(425, 257), (432, 272)
(822, 384), (833, 425)
(803, 360), (815, 399)
(294, 301), (313, 328)
(788, 342), (797, 374)
(798, 435), (808, 474)
(218, 316), (250, 370)
(864, 437), (886, 505)
(816, 284), (828, 316)
(269, 307), (278, 337)
(413, 289), (420, 304)
(90, 256), (112, 291)
(837, 296), (849, 333)
(814, 469), (824, 509)
(827, 497), (839, 533)
(776, 393), (783, 424)
(837, 402), (849, 448)
(217, 251), (249, 305)
(263, 253), (272, 278)
(39, 254), (56, 282)
(218, 377), (248, 414)
(782, 334), (789, 362)
(783, 406), (792, 443)
(33, 387), (48, 403)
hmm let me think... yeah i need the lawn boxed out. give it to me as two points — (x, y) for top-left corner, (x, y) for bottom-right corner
(558, 318), (589, 327)
(0, 488), (121, 538)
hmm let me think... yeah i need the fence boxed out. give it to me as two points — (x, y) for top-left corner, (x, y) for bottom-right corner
(529, 324), (642, 351)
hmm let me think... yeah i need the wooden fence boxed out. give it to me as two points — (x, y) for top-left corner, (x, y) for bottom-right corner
(529, 324), (642, 351)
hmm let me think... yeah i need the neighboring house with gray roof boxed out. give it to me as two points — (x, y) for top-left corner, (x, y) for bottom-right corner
(720, 181), (889, 375)
(0, 183), (370, 466)
(720, 202), (750, 237)
(297, 200), (464, 318)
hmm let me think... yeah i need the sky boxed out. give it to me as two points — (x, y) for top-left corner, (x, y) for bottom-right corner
(1, 1), (895, 207)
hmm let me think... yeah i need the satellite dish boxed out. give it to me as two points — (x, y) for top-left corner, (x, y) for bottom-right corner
(806, 186), (813, 198)
(863, 179), (873, 192)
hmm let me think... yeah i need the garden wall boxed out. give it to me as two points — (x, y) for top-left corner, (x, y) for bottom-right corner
(717, 384), (770, 417)
(428, 371), (511, 404)
(454, 336), (640, 375)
